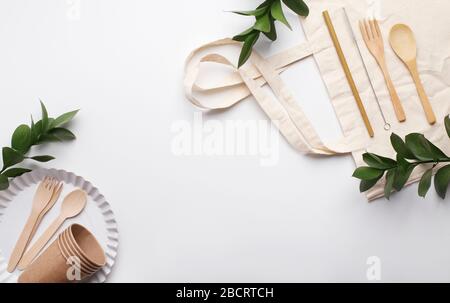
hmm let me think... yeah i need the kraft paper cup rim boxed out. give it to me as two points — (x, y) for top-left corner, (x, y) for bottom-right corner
(63, 229), (98, 272)
(63, 227), (99, 270)
(61, 229), (99, 274)
(64, 227), (99, 270)
(59, 231), (97, 275)
(69, 224), (106, 268)
(58, 233), (93, 276)
(58, 233), (85, 275)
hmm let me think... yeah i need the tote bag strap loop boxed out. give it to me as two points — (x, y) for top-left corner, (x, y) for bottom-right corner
(184, 38), (321, 110)
(184, 38), (367, 155)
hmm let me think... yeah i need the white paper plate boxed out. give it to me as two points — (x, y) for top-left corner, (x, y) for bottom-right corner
(0, 168), (119, 283)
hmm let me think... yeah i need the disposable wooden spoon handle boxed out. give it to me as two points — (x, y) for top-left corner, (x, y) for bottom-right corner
(18, 216), (65, 270)
(7, 212), (40, 272)
(408, 63), (436, 125)
(379, 61), (406, 122)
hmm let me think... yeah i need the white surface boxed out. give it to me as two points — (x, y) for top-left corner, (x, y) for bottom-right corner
(0, 0), (450, 283)
(0, 169), (118, 283)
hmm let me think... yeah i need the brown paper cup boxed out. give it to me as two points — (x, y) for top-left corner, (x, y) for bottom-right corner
(68, 224), (106, 268)
(18, 224), (106, 283)
(59, 232), (95, 275)
(18, 237), (90, 283)
(61, 230), (98, 274)
(64, 228), (99, 271)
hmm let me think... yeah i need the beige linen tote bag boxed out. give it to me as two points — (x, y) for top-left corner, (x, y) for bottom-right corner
(184, 0), (450, 201)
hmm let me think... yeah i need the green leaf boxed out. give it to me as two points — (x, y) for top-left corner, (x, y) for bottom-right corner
(0, 174), (9, 191)
(271, 0), (292, 29)
(360, 176), (382, 193)
(51, 110), (79, 128)
(238, 31), (260, 68)
(405, 133), (435, 161)
(363, 153), (397, 170)
(2, 168), (32, 178)
(48, 128), (76, 141)
(396, 155), (411, 170)
(384, 169), (396, 199)
(418, 168), (433, 198)
(282, 0), (309, 17)
(254, 12), (272, 33)
(30, 115), (38, 144)
(404, 133), (448, 161)
(257, 0), (273, 9)
(232, 7), (268, 17)
(32, 120), (43, 142)
(428, 140), (449, 160)
(11, 124), (32, 154)
(391, 133), (416, 160)
(233, 28), (255, 42)
(232, 0), (309, 67)
(2, 147), (25, 170)
(434, 165), (450, 199)
(29, 155), (55, 163)
(263, 16), (277, 41)
(445, 115), (450, 139)
(48, 118), (54, 128)
(353, 167), (385, 180)
(40, 101), (49, 132)
(393, 164), (414, 192)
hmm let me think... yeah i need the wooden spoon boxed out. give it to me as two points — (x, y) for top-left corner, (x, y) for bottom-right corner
(18, 190), (87, 270)
(389, 24), (436, 125)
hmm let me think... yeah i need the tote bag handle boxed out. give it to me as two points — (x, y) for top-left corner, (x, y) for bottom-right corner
(184, 38), (368, 155)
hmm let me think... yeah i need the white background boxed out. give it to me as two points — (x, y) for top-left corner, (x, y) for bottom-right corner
(1, 0), (450, 283)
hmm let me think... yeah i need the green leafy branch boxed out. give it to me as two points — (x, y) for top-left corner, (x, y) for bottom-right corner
(353, 116), (450, 199)
(232, 0), (309, 68)
(0, 101), (79, 190)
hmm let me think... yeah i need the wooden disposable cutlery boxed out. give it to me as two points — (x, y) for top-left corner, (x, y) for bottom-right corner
(18, 190), (87, 270)
(7, 177), (61, 272)
(342, 8), (391, 131)
(389, 24), (436, 125)
(360, 19), (406, 123)
(29, 183), (63, 242)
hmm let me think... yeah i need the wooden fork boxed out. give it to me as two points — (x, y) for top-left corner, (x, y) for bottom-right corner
(7, 177), (59, 272)
(29, 182), (63, 243)
(360, 19), (406, 122)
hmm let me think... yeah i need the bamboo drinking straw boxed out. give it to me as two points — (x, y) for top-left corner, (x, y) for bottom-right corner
(323, 10), (375, 138)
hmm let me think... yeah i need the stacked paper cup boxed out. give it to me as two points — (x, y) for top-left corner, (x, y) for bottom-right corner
(19, 224), (106, 283)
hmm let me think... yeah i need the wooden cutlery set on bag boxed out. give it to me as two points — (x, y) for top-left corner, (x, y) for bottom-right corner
(324, 8), (436, 138)
(7, 177), (106, 283)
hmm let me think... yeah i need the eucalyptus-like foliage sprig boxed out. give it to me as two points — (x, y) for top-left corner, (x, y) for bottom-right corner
(353, 116), (450, 199)
(0, 101), (79, 190)
(232, 0), (309, 68)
